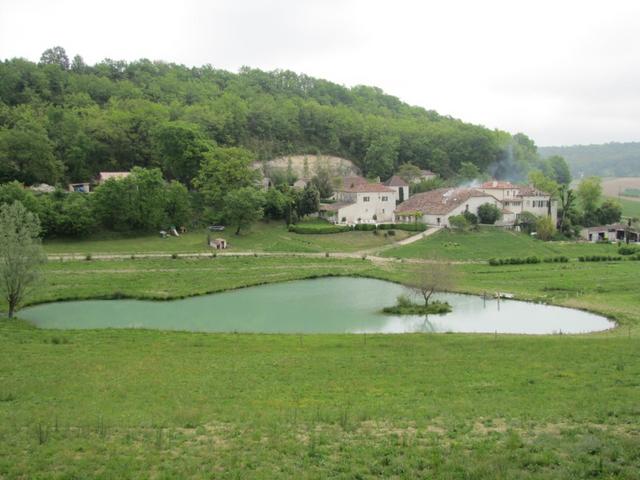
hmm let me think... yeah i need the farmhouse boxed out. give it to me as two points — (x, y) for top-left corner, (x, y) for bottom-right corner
(582, 223), (639, 243)
(476, 180), (557, 225)
(395, 188), (501, 226)
(383, 175), (410, 203)
(320, 183), (396, 224)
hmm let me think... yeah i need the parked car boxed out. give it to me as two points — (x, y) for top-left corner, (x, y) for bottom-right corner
(208, 225), (225, 231)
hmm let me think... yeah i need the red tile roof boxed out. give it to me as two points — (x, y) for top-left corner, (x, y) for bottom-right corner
(395, 188), (497, 215)
(480, 180), (519, 189)
(339, 183), (395, 193)
(384, 175), (409, 187)
(340, 176), (369, 188)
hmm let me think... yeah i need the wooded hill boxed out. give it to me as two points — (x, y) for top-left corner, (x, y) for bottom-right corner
(539, 142), (640, 177)
(0, 47), (553, 186)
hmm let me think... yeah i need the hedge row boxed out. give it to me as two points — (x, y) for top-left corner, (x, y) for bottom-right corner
(489, 256), (542, 266)
(288, 224), (352, 234)
(488, 256), (570, 266)
(377, 223), (428, 232)
(578, 255), (623, 262)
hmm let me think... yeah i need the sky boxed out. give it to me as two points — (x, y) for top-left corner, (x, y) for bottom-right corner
(1, 0), (640, 147)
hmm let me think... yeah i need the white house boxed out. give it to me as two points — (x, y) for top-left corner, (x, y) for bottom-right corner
(383, 175), (410, 203)
(320, 183), (396, 224)
(476, 180), (557, 226)
(395, 188), (501, 227)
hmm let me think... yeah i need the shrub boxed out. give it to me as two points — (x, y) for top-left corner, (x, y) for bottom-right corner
(477, 203), (502, 224)
(619, 246), (639, 255)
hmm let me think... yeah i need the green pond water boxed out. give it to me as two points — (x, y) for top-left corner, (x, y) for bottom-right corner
(20, 277), (614, 334)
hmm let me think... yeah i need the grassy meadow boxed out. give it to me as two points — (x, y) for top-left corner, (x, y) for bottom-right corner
(2, 229), (640, 478)
(382, 227), (620, 261)
(43, 221), (410, 256)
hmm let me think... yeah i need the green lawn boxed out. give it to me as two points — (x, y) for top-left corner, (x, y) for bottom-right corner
(43, 221), (410, 255)
(3, 239), (640, 477)
(383, 228), (620, 261)
(609, 196), (640, 218)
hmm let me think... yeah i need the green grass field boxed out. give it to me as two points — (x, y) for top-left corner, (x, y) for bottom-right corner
(43, 221), (410, 255)
(609, 196), (640, 218)
(3, 231), (640, 478)
(383, 228), (620, 261)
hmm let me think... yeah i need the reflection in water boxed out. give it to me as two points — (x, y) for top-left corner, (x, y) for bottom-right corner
(20, 277), (614, 335)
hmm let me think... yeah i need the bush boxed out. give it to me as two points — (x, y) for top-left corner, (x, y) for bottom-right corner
(477, 203), (502, 224)
(619, 246), (639, 255)
(578, 255), (623, 262)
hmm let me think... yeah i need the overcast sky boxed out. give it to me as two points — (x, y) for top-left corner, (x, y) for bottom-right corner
(1, 0), (639, 146)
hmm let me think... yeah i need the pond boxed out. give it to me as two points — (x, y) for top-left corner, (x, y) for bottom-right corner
(20, 277), (614, 334)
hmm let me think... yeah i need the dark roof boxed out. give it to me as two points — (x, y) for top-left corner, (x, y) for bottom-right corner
(340, 175), (369, 189)
(384, 175), (409, 187)
(587, 223), (637, 233)
(395, 188), (496, 215)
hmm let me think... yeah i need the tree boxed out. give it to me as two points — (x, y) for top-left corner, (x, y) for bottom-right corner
(528, 170), (559, 197)
(164, 180), (192, 227)
(40, 46), (70, 70)
(194, 147), (259, 214)
(310, 166), (333, 199)
(535, 215), (556, 241)
(363, 136), (398, 179)
(458, 161), (481, 181)
(264, 187), (288, 220)
(297, 184), (320, 217)
(597, 199), (622, 225)
(576, 177), (602, 226)
(409, 263), (456, 306)
(448, 214), (471, 231)
(223, 187), (265, 235)
(477, 203), (502, 224)
(397, 163), (422, 183)
(152, 121), (213, 186)
(545, 155), (571, 185)
(0, 202), (46, 318)
(557, 185), (577, 236)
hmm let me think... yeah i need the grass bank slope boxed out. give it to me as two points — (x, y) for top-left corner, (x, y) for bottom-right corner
(383, 228), (620, 261)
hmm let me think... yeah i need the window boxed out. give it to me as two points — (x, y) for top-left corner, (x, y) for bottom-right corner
(382, 196), (388, 201)
(437, 217), (441, 225)
(382, 209), (385, 213)
(363, 196), (370, 202)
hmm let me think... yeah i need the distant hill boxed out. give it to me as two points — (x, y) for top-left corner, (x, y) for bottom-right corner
(539, 142), (640, 177)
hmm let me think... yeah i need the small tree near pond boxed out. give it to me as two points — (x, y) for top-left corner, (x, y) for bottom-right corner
(0, 201), (46, 318)
(409, 262), (456, 306)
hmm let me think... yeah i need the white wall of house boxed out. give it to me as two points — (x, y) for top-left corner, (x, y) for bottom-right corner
(334, 191), (395, 224)
(479, 187), (519, 201)
(386, 185), (409, 203)
(397, 195), (499, 227)
(519, 196), (558, 225)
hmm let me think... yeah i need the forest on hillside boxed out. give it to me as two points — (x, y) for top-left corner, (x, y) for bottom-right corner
(539, 142), (640, 177)
(1, 47), (552, 186)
